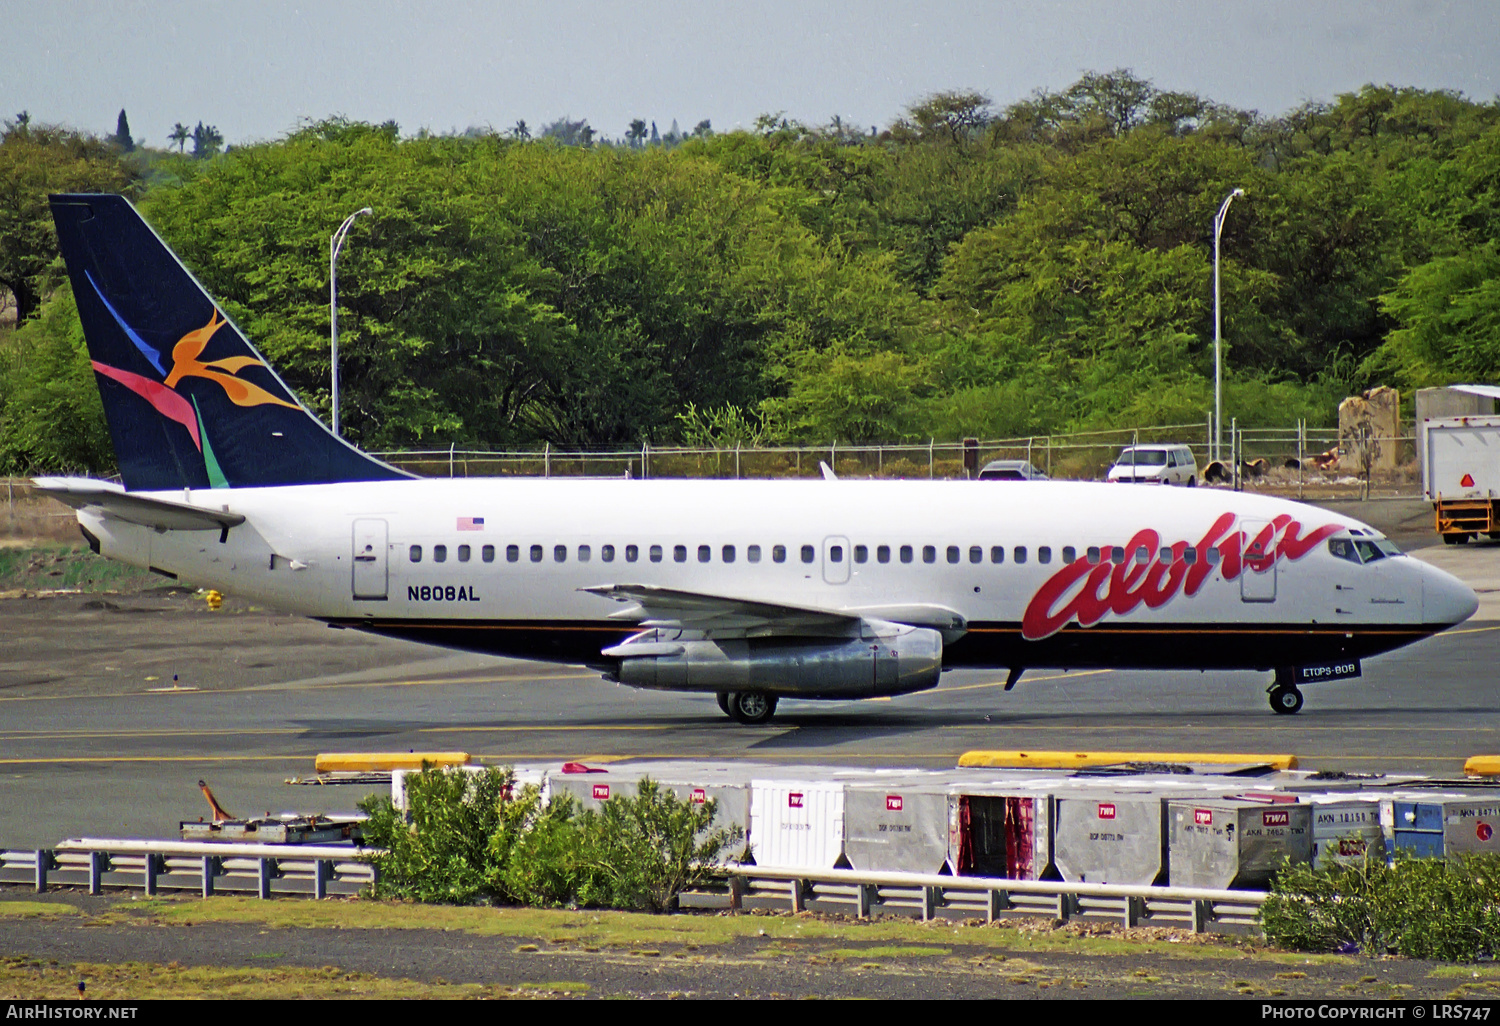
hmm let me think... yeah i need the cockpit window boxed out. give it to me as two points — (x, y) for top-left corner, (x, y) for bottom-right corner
(1329, 536), (1403, 564)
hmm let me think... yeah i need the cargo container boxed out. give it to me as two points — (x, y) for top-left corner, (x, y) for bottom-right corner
(948, 789), (1053, 880)
(843, 782), (955, 874)
(1052, 792), (1169, 886)
(1300, 795), (1383, 869)
(1386, 797), (1500, 858)
(750, 780), (848, 869)
(548, 767), (752, 843)
(1167, 799), (1312, 888)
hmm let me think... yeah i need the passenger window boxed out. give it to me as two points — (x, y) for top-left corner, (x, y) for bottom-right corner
(457, 545), (470, 563)
(773, 545), (787, 563)
(946, 545), (960, 564)
(602, 544), (615, 562)
(650, 545), (663, 563)
(829, 545), (843, 563)
(506, 544), (519, 563)
(1134, 547), (1150, 565)
(554, 545), (567, 563)
(1062, 546), (1076, 564)
(482, 545), (494, 563)
(433, 545), (447, 563)
(878, 545), (891, 563)
(409, 545), (422, 563)
(723, 545), (736, 563)
(1087, 546), (1101, 565)
(801, 545), (815, 563)
(698, 544), (711, 563)
(922, 545), (936, 564)
(1038, 546), (1051, 564)
(900, 545), (913, 564)
(627, 544), (640, 562)
(1206, 547), (1221, 566)
(969, 546), (983, 564)
(578, 544), (591, 562)
(990, 546), (1004, 564)
(1111, 546), (1125, 565)
(854, 545), (868, 563)
(674, 545), (687, 563)
(747, 545), (761, 563)
(1183, 546), (1197, 565)
(1159, 547), (1173, 564)
(530, 545), (543, 563)
(1014, 546), (1027, 564)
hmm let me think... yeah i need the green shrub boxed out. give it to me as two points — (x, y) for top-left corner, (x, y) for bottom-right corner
(573, 779), (743, 912)
(1260, 850), (1500, 960)
(357, 768), (742, 911)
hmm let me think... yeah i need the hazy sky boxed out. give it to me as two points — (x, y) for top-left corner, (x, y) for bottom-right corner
(5, 0), (1498, 147)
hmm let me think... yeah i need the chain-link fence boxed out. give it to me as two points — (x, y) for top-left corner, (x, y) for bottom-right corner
(367, 418), (1423, 499)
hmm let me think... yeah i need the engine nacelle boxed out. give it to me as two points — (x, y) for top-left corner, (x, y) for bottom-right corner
(603, 620), (943, 699)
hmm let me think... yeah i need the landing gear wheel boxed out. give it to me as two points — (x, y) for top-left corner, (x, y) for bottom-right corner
(1269, 685), (1304, 715)
(716, 692), (731, 715)
(1187, 476), (1196, 488)
(726, 691), (778, 724)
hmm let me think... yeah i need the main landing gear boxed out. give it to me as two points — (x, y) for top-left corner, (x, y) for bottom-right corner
(1267, 668), (1304, 715)
(716, 691), (779, 724)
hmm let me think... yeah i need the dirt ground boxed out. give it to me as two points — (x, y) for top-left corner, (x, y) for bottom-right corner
(0, 890), (1491, 1001)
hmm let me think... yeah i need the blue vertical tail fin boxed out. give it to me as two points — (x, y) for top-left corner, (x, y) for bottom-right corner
(49, 193), (410, 491)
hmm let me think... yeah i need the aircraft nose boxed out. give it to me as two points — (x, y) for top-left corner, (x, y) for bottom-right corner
(1423, 563), (1479, 627)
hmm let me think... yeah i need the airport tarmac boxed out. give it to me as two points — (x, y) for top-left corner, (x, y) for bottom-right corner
(0, 538), (1498, 848)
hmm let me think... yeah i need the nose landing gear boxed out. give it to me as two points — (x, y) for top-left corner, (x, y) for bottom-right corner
(1267, 668), (1304, 715)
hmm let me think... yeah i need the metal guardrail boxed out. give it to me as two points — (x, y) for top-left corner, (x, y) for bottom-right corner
(0, 841), (1266, 934)
(718, 866), (1265, 934)
(0, 840), (376, 900)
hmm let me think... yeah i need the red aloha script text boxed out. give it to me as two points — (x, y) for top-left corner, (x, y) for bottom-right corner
(1020, 512), (1343, 641)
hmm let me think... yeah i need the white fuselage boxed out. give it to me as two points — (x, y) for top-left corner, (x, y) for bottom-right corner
(77, 477), (1477, 679)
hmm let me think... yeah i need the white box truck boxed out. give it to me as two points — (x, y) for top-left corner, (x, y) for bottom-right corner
(1422, 413), (1500, 543)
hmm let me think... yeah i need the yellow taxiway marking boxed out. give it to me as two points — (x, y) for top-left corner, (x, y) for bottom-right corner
(938, 670), (1113, 694)
(938, 722), (1495, 733)
(1444, 624), (1500, 635)
(0, 728), (303, 742)
(0, 672), (602, 704)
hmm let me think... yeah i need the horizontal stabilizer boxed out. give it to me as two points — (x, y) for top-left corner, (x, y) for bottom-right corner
(32, 477), (245, 534)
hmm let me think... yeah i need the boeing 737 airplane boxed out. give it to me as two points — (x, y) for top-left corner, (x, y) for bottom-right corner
(35, 194), (1479, 723)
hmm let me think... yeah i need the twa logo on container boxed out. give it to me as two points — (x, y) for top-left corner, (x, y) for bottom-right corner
(1194, 809), (1213, 826)
(1263, 810), (1290, 827)
(592, 784), (610, 801)
(788, 793), (804, 809)
(886, 795), (903, 812)
(691, 788), (707, 804)
(1097, 803), (1117, 820)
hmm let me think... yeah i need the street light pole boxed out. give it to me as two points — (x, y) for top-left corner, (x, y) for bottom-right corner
(1213, 188), (1244, 464)
(330, 207), (373, 437)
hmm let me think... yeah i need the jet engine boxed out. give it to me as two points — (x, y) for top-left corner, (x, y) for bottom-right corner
(601, 620), (942, 699)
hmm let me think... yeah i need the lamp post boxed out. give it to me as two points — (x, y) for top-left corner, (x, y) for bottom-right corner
(1213, 188), (1244, 463)
(330, 207), (373, 437)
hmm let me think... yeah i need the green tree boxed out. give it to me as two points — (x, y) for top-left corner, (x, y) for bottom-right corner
(168, 122), (190, 152)
(0, 123), (136, 323)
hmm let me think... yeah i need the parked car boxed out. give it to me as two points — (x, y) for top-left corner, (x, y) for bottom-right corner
(1106, 444), (1199, 486)
(978, 459), (1048, 481)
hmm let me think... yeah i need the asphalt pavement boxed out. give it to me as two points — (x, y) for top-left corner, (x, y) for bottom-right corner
(0, 535), (1497, 848)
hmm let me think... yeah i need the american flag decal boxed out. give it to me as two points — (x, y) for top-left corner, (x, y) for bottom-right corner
(457, 516), (484, 531)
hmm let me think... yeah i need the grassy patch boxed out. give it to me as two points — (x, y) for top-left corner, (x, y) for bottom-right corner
(1430, 966), (1500, 979)
(827, 946), (952, 959)
(133, 896), (1272, 961)
(0, 958), (523, 1000)
(0, 545), (158, 594)
(0, 901), (83, 918)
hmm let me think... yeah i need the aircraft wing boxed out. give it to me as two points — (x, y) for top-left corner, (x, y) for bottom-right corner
(32, 477), (245, 535)
(580, 583), (965, 637)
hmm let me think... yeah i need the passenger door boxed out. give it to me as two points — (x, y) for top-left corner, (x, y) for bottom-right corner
(352, 519), (389, 600)
(1240, 520), (1276, 602)
(822, 535), (851, 585)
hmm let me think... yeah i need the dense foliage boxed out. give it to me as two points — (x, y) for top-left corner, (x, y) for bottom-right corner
(1260, 851), (1500, 960)
(3, 73), (1500, 473)
(358, 767), (741, 912)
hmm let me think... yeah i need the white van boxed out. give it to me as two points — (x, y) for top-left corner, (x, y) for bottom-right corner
(1106, 444), (1199, 486)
